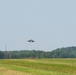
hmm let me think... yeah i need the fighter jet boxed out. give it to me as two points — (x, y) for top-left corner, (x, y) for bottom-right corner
(27, 39), (35, 43)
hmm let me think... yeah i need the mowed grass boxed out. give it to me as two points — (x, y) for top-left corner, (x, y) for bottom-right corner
(0, 59), (76, 75)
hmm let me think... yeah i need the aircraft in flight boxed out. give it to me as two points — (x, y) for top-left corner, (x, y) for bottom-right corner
(27, 39), (35, 43)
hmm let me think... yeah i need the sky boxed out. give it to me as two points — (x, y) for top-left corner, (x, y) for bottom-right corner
(0, 0), (76, 51)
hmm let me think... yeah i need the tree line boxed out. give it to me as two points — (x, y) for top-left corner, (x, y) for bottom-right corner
(0, 46), (76, 59)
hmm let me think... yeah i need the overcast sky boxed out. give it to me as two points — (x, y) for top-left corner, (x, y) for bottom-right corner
(0, 0), (76, 51)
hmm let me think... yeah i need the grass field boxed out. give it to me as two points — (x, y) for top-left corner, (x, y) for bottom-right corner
(0, 59), (76, 75)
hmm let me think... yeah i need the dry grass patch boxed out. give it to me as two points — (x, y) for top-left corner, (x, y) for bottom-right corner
(0, 67), (31, 75)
